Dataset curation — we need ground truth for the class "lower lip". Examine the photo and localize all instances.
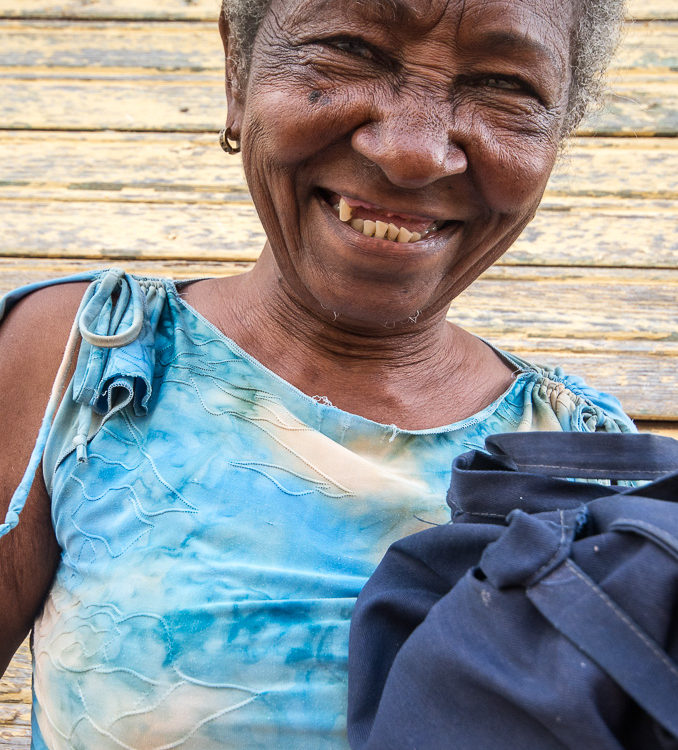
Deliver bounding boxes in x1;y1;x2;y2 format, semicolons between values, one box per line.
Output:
316;193;461;256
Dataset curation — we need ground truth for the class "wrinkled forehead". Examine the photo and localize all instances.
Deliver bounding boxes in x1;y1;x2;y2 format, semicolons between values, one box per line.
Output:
267;0;576;58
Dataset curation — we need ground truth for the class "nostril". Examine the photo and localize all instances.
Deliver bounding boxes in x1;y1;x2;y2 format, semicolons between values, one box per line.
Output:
351;124;467;189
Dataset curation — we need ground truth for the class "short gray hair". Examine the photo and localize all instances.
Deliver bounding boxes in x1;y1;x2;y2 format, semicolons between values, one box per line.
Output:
221;0;627;136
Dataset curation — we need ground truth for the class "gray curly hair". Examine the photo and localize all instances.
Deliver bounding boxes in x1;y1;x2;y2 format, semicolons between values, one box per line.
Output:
221;0;626;136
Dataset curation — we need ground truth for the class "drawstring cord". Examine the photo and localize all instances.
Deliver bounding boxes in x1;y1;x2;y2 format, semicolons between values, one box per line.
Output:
1;290;89;536
1;269;152;537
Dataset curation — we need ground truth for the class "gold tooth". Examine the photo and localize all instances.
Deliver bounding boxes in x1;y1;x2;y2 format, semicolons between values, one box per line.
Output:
350;218;365;232
363;220;377;237
374;220;388;239
397;226;413;243
386;223;400;241
409;232;422;243
339;197;353;222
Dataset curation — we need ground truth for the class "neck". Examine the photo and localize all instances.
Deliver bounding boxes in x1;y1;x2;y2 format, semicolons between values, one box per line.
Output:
184;257;514;429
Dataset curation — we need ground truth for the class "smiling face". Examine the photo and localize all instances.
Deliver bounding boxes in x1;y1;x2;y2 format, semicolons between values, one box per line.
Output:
224;0;575;330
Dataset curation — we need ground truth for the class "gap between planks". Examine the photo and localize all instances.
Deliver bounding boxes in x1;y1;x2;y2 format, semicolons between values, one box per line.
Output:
0;21;675;74
0;0;673;21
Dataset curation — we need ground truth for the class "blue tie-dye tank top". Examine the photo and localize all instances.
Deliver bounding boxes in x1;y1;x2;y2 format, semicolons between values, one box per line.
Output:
0;270;635;749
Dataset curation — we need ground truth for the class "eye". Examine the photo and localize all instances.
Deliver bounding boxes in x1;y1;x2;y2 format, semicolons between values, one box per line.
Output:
476;74;541;99
484;76;523;91
324;36;376;61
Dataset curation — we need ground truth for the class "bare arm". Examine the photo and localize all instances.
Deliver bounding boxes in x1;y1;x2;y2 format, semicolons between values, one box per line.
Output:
0;282;87;675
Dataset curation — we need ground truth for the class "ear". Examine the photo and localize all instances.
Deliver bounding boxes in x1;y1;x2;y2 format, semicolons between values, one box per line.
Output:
218;7;244;137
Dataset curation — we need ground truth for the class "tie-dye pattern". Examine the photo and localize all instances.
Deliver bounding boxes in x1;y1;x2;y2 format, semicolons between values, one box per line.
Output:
0;271;634;749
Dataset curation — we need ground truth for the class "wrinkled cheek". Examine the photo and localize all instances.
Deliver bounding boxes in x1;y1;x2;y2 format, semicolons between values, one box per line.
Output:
467;121;560;216
242;83;365;168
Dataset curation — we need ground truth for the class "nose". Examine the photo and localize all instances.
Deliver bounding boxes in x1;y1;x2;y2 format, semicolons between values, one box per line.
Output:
351;101;468;189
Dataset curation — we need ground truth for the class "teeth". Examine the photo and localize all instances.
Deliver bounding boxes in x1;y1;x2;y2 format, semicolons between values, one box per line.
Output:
362;220;377;237
397;227;413;243
339;197;353;222
386;223;400;241
334;197;435;242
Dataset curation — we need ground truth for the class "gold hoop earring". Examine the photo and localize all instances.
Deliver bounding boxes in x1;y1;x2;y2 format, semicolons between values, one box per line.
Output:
218;127;241;155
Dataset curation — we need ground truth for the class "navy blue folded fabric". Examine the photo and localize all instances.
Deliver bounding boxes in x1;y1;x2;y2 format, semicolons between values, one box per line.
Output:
348;432;678;750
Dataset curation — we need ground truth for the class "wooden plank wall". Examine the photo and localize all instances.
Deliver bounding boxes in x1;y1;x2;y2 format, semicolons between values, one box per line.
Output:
0;0;676;743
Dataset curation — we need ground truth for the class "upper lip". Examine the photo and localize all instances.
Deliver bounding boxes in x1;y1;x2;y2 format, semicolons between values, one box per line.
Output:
322;189;458;225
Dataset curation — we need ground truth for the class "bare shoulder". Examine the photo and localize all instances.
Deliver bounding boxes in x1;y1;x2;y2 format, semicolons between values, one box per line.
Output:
0;278;89;512
0;280;89;675
0;281;88;379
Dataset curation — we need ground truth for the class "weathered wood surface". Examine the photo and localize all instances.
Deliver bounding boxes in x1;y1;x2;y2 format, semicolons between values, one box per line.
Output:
3;194;676;268
0;258;675;420
0;640;30;748
1;21;676;73
0;0;673;20
1;134;676;267
636;423;678;439
3;133;676;202
0;15;675;136
1;71;675;136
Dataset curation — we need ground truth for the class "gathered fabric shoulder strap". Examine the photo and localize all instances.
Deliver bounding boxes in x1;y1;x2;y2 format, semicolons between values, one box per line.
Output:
0;268;167;539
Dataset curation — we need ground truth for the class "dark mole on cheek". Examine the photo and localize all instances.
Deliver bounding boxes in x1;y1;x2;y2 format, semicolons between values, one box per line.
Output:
308;89;331;106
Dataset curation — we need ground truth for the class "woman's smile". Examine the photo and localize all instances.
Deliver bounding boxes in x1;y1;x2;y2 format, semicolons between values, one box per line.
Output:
313;189;464;264
325;193;451;243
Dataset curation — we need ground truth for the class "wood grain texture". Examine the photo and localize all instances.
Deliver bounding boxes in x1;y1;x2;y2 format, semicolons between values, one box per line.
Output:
0;21;675;74
0;258;675;419
0;0;673;20
2;196;675;269
635;422;678;438
1;133;675;268
1;71;675;136
3;132;676;200
0;639;30;747
0;0;219;21
627;0;678;21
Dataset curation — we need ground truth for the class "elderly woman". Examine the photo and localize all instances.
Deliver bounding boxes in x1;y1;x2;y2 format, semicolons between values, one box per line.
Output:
0;0;633;747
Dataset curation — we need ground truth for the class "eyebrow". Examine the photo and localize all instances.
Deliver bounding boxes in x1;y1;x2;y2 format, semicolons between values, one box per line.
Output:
312;0;421;26
472;30;562;69
301;0;565;73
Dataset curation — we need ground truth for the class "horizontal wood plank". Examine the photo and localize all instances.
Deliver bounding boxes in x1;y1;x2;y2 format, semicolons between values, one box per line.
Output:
0;21;224;72
1;258;675;419
2;196;676;269
0;0;219;21
1;71;675;135
635;421;678;438
627;0;678;20
0;639;30;746
0;133;675;268
0;0;672;21
0;21;675;74
614;22;678;71
3;132;677;201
